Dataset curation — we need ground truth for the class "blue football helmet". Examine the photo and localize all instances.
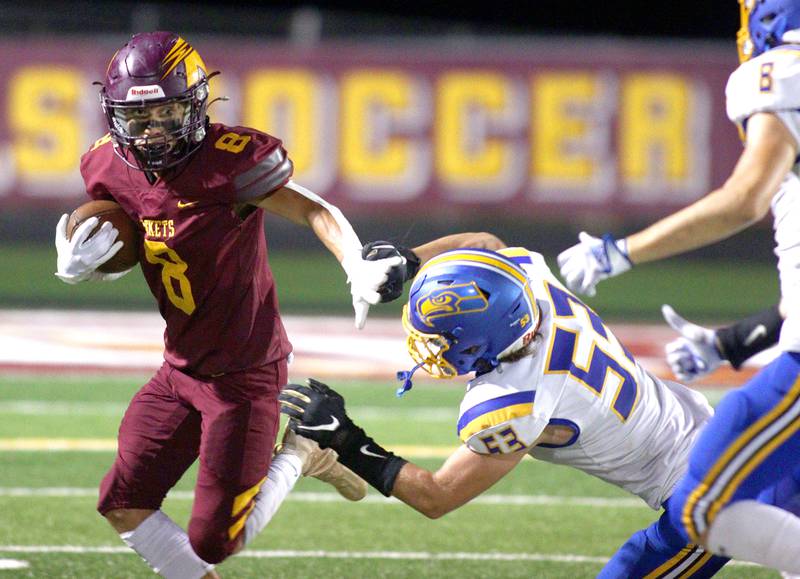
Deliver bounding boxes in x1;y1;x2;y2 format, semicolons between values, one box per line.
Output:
399;249;539;392
738;0;800;62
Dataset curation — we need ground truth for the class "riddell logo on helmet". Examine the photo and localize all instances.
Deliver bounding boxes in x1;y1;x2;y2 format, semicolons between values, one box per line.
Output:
125;85;166;101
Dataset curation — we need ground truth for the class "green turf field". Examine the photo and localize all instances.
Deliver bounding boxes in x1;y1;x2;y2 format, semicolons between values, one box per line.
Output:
0;374;779;578
1;244;779;321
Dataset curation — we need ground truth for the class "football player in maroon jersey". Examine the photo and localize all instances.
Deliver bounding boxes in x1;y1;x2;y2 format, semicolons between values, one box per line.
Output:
52;31;415;578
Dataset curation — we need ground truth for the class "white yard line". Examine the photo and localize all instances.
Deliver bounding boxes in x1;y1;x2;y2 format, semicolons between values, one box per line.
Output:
0;545;757;567
0;401;455;421
0;487;646;508
0;559;27;570
0;545;607;563
0;438;462;456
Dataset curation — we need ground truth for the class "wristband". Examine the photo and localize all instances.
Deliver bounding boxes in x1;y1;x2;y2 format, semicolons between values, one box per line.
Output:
398;246;421;280
716;305;782;369
332;425;408;497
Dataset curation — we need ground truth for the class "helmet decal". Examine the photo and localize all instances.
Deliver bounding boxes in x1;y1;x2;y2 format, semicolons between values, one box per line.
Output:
416;282;489;327
161;37;204;85
161;37;193;78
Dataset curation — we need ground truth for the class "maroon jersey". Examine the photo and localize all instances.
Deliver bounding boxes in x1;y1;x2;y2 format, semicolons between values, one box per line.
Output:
80;123;294;375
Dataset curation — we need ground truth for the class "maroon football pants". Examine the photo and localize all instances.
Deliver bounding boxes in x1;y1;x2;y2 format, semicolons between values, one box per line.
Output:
98;359;287;563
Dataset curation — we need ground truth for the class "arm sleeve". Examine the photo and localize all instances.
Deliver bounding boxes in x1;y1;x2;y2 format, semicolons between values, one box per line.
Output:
715;305;783;369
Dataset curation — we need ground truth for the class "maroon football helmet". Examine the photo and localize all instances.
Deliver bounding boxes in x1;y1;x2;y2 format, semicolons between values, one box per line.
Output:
100;31;211;171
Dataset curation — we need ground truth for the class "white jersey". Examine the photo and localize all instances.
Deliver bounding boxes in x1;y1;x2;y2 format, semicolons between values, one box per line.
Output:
726;47;800;352
456;248;713;509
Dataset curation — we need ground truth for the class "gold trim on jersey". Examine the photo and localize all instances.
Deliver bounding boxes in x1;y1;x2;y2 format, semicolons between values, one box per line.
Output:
458;402;535;442
496;247;531;259
541;281;641;422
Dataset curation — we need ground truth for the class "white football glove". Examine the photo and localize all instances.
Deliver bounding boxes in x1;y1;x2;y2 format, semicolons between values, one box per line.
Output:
55;213;124;284
662;304;723;383
557;232;632;296
342;249;403;329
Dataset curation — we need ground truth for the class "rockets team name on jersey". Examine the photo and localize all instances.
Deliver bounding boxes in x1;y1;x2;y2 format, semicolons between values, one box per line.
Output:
79;123;294;376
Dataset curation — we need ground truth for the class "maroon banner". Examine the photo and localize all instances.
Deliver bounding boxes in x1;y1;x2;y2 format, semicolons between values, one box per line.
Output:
0;37;741;215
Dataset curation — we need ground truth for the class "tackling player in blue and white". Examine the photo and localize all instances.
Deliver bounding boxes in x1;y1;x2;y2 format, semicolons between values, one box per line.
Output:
280;246;800;577
557;0;800;573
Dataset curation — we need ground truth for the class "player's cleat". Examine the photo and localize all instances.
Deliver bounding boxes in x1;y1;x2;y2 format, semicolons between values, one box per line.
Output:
278;424;367;501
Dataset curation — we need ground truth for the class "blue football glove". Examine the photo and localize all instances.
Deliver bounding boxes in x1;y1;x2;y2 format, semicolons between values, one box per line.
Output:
662;305;723;382
557;232;632;296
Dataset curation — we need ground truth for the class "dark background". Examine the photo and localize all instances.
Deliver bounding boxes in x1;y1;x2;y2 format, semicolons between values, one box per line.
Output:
0;1;739;41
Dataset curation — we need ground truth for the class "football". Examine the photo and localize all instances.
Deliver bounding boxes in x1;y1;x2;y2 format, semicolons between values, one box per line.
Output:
66;200;141;273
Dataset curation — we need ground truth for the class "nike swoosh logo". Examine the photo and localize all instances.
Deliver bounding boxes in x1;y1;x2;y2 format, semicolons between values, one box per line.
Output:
177;200;198;209
360;444;387;459
295;416;340;432
744;324;767;346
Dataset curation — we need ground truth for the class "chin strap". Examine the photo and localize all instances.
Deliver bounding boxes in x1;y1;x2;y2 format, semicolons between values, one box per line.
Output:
395;362;425;398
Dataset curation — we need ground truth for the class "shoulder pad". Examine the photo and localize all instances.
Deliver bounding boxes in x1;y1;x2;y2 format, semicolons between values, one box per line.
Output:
497;246;562;290
232;144;293;201
727;49;800;124
87;133;113;154
463;415;546;455
206;125;293;202
497;247;538;266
